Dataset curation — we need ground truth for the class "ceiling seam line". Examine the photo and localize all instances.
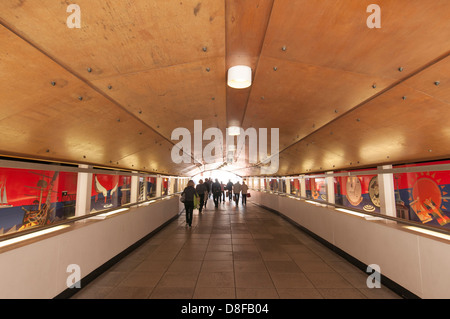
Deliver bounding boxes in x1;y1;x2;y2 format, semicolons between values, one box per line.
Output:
400;83;450;106
224;0;230;128
85;56;223;80
260;55;401;82
223;0;229;164
239;0;276;127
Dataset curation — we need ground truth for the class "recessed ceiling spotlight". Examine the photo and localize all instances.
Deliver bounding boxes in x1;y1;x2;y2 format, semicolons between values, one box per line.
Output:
227;65;251;89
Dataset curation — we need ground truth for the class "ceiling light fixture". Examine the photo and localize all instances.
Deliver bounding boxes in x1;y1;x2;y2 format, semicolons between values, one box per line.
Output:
228;126;241;136
227;65;251;89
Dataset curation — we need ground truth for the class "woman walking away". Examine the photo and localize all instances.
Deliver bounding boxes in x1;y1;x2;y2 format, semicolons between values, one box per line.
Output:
196;179;207;213
182;180;198;227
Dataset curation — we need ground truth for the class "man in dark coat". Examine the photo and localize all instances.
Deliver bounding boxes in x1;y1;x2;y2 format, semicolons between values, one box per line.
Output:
212;179;221;208
226;180;233;201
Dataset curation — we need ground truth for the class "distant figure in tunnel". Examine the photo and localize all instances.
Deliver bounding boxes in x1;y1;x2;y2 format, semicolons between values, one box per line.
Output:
196;179;207;213
182;180;198;227
227;180;233;201
241;181;248;205
220;181;225;202
204;178;211;208
212;178;221;208
233;181;242;206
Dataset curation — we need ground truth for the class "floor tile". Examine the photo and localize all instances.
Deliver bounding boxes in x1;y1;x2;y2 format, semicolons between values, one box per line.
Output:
265;260;302;273
168;260;203;273
209;238;232;245
134;259;172;272
358;287;402;299
149;287;194;299
105;286;153;299
326;260;362;273
318;288;367;299
233;250;262;261
277;288;324;299
204;251;233;261
232;244;259;252
295;260;336;273
201;260;234;272
235;271;274;289
157;272;199;288
339;271;372;288
260;250;292;261
196;272;235;288
71;285;114;299
280;244;310;253
193;287;236;299
233;260;267;272
236;288;279;299
175;250;206;261
270;272;315;289
207;244;233;252
118;271;164;288
305;272;354;288
87;271;128;287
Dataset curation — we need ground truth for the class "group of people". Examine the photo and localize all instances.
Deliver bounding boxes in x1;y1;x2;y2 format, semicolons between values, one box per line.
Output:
180;178;249;227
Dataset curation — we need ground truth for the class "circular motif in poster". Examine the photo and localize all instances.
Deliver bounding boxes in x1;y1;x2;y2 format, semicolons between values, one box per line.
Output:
346;176;362;206
368;176;380;208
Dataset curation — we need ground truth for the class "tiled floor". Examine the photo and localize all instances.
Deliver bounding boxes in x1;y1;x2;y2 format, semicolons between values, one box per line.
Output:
71;198;401;299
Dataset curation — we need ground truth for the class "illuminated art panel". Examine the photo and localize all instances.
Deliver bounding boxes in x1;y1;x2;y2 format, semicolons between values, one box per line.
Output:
0;167;77;234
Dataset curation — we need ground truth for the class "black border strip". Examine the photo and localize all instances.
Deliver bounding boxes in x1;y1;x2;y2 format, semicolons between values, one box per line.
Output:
253;203;421;299
54;212;182;299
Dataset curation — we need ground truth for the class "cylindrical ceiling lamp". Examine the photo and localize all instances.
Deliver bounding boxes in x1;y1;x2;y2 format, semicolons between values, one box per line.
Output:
227;65;252;89
228;126;241;136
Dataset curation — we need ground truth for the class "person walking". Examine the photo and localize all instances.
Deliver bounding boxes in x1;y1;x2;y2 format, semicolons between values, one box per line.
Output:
181;180;198;227
241;181;248;205
220;181;225;203
206;178;212;199
212;178;221;208
233;181;242;206
204;178;210;208
196;179;207;213
226;180;233;201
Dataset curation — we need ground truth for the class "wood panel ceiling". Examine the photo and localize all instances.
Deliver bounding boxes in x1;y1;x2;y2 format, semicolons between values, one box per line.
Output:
0;0;449;177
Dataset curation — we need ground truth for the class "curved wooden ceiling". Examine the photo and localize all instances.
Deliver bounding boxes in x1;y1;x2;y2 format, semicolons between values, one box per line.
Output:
0;0;449;177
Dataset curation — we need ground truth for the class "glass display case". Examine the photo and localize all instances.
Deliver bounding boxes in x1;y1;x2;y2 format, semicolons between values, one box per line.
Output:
91;173;131;212
393;160;450;229
334;170;380;213
0;167;77;234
